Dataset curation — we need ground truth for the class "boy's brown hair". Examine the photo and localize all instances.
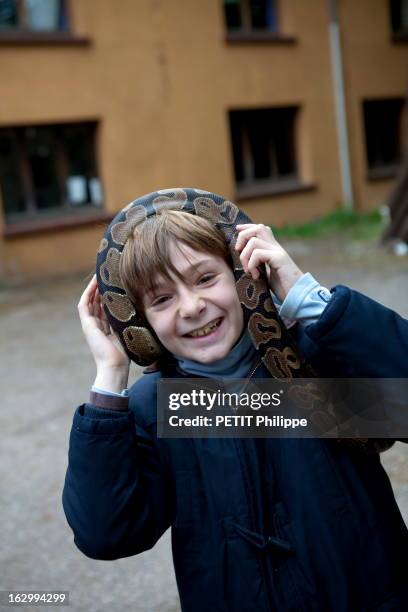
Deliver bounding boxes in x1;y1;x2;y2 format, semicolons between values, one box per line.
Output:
119;210;231;313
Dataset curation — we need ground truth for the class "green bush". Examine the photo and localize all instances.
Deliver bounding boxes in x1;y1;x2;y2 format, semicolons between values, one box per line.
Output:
272;209;385;240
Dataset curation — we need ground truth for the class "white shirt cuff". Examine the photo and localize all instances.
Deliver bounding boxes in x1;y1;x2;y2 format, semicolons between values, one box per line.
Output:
91;385;129;398
279;272;332;328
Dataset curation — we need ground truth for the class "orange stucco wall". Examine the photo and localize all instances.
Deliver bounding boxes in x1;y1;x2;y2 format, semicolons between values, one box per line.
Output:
2;224;101;282
339;0;408;211
0;0;406;282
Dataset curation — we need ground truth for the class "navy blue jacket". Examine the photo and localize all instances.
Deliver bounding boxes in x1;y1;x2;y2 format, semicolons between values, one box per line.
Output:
63;287;408;611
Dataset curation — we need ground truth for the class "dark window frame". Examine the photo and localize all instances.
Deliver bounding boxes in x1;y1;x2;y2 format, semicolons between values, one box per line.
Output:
362;97;406;180
223;0;296;44
228;106;314;200
0;0;68;32
0;120;104;226
0;0;91;45
389;0;408;42
224;0;278;32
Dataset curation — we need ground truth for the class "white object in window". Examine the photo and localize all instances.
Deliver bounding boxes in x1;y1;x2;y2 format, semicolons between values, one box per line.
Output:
67;176;87;205
89;178;103;206
25;0;60;31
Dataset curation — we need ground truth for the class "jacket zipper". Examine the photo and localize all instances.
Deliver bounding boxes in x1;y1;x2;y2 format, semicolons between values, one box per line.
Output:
225;355;263;398
233;435;276;611
176;357;276;609
234;355;276;611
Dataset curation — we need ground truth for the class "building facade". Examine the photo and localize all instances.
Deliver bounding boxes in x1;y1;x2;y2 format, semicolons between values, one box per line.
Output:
0;0;407;282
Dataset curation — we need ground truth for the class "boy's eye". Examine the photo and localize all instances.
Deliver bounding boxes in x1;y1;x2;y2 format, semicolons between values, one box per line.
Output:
198;273;215;285
151;295;170;307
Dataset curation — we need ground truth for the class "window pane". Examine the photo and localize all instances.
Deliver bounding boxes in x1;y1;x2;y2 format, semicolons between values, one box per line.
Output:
0;0;17;29
390;0;408;33
62;123;98;206
25;127;62;209
250;0;277;31
224;0;242;30
24;0;62;31
363;99;404;168
274;108;296;176
1;121;101;223
229;113;245;181
247;110;272;179
402;0;408;28
0;129;25;216
62;124;96;176
229;107;297;186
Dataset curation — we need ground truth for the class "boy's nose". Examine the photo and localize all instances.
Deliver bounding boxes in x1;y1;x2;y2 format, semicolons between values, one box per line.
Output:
178;291;205;318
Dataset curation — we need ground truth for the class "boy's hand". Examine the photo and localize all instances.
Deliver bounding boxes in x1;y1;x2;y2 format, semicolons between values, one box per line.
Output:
235;224;303;302
78;275;130;393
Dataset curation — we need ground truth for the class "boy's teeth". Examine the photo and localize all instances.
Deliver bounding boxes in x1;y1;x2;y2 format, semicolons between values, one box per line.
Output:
187;318;221;337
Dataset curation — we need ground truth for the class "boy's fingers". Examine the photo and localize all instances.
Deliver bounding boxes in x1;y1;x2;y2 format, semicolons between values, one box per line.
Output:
235;224;273;251
84;274;97;292
78;275;97;307
78;287;102;328
239;236;262;270
93;295;100;318
93;287;110;334
235;228;258;252
240;236;275;271
99;297;107;318
101;317;110;335
78;292;92;315
247;248;274;279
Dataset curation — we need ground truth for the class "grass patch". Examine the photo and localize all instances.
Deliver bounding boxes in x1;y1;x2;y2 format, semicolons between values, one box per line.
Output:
272;208;386;241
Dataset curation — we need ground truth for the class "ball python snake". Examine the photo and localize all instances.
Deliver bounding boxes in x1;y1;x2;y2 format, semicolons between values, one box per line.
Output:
95;187;393;452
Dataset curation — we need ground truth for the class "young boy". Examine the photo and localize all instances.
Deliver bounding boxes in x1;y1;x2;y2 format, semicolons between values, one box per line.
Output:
63;188;408;612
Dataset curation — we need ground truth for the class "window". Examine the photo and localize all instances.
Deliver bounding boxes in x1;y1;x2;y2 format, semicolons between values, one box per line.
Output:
228;107;298;193
363;98;405;176
0;122;103;223
223;0;278;32
389;0;408;36
0;0;68;32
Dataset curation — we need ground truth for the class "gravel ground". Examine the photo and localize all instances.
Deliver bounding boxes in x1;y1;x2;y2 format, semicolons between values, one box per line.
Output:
0;235;407;612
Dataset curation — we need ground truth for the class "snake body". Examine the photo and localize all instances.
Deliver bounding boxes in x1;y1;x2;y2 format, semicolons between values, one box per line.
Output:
95;187;393;452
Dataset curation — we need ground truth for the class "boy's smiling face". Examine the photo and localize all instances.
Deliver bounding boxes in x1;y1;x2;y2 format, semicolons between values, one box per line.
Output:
143;241;244;364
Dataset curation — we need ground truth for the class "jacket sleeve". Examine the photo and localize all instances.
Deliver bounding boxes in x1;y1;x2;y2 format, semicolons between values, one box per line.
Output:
298;285;408;377
62;374;174;560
